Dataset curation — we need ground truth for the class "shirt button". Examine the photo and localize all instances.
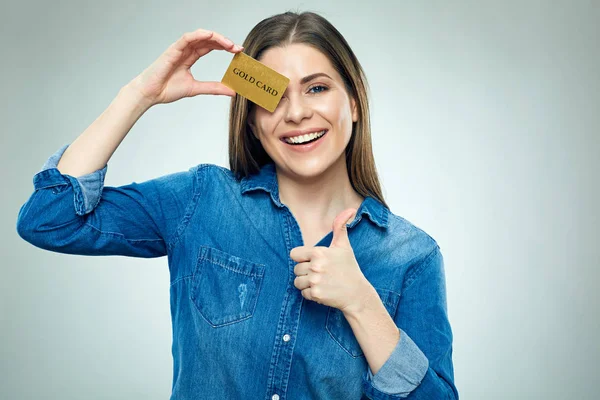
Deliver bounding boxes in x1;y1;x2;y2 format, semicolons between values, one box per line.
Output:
282;334;291;342
272;395;280;400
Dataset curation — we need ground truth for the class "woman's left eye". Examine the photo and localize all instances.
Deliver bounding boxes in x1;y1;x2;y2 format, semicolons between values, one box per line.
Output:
308;85;328;94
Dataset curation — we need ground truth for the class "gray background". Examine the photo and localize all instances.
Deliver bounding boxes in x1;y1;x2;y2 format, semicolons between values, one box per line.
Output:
2;1;599;399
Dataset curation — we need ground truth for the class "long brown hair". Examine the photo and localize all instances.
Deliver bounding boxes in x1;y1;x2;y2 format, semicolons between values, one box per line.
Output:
228;10;389;209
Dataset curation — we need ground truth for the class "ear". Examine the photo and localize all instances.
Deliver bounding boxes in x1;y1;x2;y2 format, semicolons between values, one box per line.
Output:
351;96;358;123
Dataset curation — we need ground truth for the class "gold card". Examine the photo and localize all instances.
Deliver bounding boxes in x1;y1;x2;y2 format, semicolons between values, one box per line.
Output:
221;52;290;113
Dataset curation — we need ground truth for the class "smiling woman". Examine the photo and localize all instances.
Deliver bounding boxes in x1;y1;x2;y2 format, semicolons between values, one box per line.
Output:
16;10;458;400
247;44;359;183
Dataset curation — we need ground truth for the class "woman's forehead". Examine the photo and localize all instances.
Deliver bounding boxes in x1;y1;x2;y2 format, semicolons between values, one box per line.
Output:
258;44;338;84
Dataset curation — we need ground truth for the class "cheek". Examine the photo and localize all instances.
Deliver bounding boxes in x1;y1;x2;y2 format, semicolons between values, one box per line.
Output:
314;95;351;127
253;113;275;139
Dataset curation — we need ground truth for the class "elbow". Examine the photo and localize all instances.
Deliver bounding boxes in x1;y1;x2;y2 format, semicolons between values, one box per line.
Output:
15;190;80;250
16;210;80;252
16;202;35;244
16;205;49;249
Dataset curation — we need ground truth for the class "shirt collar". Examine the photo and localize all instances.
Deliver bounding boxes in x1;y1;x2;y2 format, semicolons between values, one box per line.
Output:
240;162;389;229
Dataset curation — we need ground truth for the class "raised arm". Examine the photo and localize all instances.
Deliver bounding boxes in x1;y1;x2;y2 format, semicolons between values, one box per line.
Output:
16;28;243;257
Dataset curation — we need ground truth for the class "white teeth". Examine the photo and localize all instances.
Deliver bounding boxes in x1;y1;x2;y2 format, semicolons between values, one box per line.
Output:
284;130;326;144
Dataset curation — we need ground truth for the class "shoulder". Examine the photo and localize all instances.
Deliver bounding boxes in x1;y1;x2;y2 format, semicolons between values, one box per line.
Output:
386;211;439;250
191;163;232;176
188;163;245;198
384;210;442;286
191;163;239;184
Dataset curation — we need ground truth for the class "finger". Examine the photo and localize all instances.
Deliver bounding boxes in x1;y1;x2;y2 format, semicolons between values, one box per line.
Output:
202;29;243;53
293;261;310;277
190;81;236;97
181;39;242;69
179;28;240;54
301;287;313;301
196;38;242;54
294;275;311;290
181;46;213;69
183;39;242;63
290;246;314;262
171;29;214;52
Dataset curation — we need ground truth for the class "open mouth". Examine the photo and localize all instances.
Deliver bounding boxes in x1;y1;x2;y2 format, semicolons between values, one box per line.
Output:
281;129;328;146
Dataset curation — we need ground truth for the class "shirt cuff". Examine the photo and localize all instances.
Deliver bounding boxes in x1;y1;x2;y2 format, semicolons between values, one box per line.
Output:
33;143;108;216
362;328;429;398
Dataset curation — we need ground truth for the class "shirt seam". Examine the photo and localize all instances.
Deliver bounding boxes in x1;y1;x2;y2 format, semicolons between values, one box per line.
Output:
83;222;164;241
401;245;440;294
166;164;207;250
170;275;192;288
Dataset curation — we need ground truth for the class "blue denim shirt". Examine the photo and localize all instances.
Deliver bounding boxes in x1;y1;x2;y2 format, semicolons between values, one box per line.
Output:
17;144;458;400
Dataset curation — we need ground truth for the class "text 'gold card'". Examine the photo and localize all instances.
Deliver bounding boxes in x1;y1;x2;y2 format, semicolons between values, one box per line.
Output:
221;52;290;113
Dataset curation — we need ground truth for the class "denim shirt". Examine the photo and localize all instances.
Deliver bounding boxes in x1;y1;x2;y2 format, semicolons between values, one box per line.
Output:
16;144;459;400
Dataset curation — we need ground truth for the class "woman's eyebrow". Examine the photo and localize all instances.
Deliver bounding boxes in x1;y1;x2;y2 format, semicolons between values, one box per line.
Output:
300;72;332;84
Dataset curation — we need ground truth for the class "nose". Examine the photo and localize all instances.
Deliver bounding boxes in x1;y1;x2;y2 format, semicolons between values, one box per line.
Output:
283;91;312;124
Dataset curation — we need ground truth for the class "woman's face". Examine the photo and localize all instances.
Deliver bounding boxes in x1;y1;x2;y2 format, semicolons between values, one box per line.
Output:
248;43;358;180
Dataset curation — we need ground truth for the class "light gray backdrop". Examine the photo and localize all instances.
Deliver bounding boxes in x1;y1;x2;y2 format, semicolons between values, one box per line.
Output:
2;1;598;399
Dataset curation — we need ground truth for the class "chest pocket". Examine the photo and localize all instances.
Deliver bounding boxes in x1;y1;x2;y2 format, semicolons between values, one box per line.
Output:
190;246;266;327
325;287;400;358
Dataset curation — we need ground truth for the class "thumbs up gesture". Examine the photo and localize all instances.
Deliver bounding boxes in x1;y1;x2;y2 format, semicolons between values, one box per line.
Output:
291;208;374;314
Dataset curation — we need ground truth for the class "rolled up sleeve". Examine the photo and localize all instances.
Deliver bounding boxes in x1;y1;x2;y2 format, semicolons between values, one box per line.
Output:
17;143;198;258
35;143;108;215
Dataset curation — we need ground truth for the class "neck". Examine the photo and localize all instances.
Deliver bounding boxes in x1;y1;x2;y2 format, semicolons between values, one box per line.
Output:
276;155;365;225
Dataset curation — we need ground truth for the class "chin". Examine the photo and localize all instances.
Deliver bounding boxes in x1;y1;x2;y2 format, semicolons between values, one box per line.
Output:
286;158;332;178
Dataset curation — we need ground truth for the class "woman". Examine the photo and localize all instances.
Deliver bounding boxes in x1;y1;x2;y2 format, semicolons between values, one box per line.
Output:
17;11;458;400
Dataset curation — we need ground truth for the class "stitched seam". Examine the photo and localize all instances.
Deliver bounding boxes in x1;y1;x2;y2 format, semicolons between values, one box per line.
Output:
170;275;192;287
36;182;68;191
90;165;107;210
214;164;237;182
197;254;265;277
166;164;209;250
83;222;163;242
376;286;402;303
402;245;440;293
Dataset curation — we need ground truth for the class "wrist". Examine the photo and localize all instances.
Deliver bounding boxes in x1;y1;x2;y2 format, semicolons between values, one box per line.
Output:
121;80;155;113
342;279;378;319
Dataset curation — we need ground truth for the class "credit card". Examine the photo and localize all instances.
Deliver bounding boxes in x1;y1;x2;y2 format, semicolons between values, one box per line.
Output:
221;52;290;113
